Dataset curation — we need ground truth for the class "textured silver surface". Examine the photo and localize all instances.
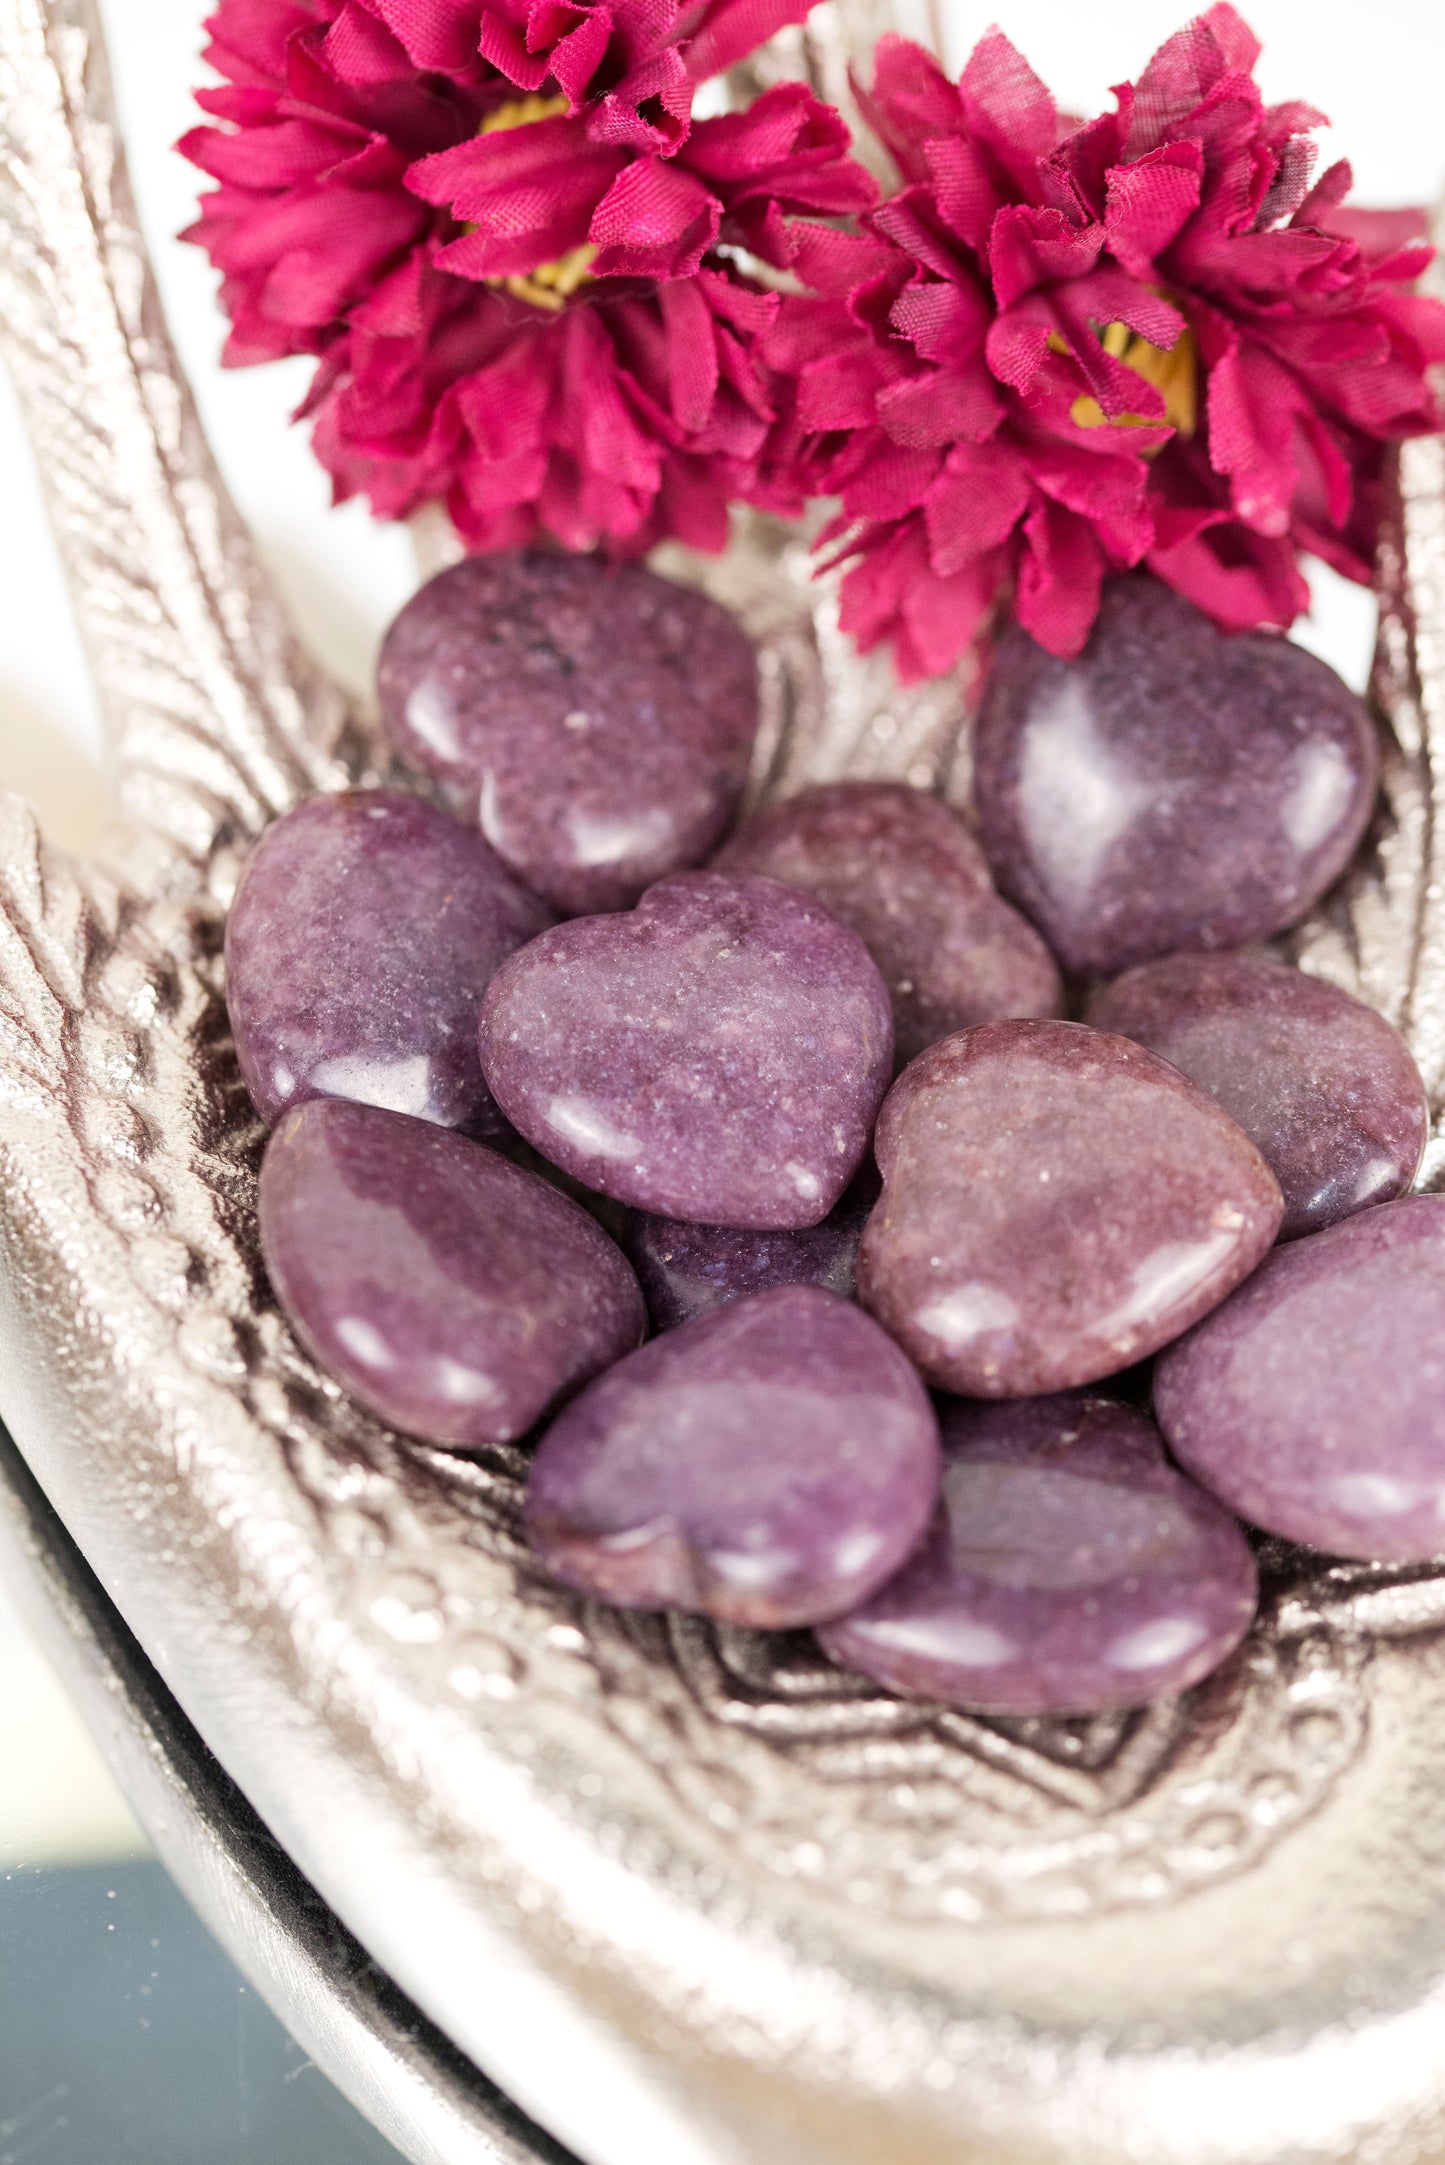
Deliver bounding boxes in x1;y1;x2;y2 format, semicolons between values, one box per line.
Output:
0;1420;578;2165
6;1;1445;2160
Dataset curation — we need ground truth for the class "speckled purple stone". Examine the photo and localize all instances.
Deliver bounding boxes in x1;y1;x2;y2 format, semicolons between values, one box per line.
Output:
819;1394;1258;1714
713;782;1062;1063
974;576;1379;975
480;871;894;1229
226;789;552;1135
621;1170;878;1330
1156;1196;1445;1561
258;1099;645;1450
377;554;759;914
1088;952;1428;1240
525;1285;941;1627
858;1019;1283;1397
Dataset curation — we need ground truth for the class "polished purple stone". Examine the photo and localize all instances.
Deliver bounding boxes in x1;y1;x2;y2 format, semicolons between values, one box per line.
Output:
479;871;894;1229
258;1099;645;1449
974;575;1379;975
1088;952;1428;1240
858;1019;1283;1397
1156;1196;1445;1561
525;1285;941;1627
819;1394;1258;1714
713;782;1062;1063
226;789;552;1135
377;554;759;914
621;1169;878;1330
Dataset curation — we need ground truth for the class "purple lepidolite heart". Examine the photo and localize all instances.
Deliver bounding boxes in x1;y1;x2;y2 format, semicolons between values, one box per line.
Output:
377;553;759;914
1088;951;1427;1240
621;1170;877;1331
974;575;1378;975
713;781;1062;1063
819;1393;1257;1714
226;789;552;1134
857;1019;1282;1396
259;1099;645;1449
525;1285;941;1627
1155;1196;1445;1561
480;872;894;1228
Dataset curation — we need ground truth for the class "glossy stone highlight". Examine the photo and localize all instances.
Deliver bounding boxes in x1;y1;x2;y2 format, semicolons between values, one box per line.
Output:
525;1286;941;1627
1088;952;1428;1239
974;576;1379;975
819;1394;1258;1715
858;1019;1282;1397
226;789;552;1134
259;1099;645;1449
480;872;894;1229
1156;1196;1445;1561
713;781;1062;1063
377;554;759;914
622;1171;877;1331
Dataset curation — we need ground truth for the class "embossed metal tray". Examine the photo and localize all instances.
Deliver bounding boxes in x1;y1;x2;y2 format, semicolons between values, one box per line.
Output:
0;1418;573;2164
7;2;1445;2161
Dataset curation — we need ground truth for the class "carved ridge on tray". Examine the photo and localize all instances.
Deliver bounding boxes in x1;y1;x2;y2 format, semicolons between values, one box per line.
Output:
0;0;359;887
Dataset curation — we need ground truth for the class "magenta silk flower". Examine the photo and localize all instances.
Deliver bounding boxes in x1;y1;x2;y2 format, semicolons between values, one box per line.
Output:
184;0;1445;677
763;6;1445;678
181;0;875;553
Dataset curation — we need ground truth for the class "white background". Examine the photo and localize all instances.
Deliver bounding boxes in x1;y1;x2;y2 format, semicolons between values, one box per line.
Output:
0;0;1441;1858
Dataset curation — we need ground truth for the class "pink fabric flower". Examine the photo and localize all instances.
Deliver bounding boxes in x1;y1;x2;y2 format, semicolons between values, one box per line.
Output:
182;0;874;552
782;8;1445;678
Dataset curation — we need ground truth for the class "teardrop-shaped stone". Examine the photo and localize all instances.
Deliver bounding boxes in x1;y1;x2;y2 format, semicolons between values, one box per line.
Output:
259;1099;645;1449
1156;1196;1445;1561
525;1286;941;1627
621;1171;877;1331
973;576;1379;974
714;781;1062;1063
377;554;759;914
819;1394;1257;1714
480;872;894;1229
226;789;552;1134
1088;952;1428;1239
858;1019;1282;1396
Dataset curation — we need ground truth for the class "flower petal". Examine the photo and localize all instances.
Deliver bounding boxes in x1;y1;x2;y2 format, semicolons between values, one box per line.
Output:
1014;497;1105;656
659;274;720;432
878;365;1002;448
682;0;816;84
959;27;1058;200
588;155;720;279
924;439;1032;574
1104;142;1203;275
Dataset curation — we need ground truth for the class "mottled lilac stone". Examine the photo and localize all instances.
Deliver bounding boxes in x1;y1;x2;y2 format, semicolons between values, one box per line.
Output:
525;1285;941;1627
621;1170;878;1330
480;872;894;1229
258;1099;645;1449
819;1394;1258;1714
858;1019;1283;1397
1156;1196;1445;1561
974;576;1379;975
1088;952;1428;1240
377;554;759;914
226;789;552;1135
713;782;1062;1063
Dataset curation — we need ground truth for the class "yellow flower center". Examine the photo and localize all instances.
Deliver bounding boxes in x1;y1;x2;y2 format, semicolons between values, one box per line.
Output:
479;92;572;134
475;94;599;313
1053;319;1198;440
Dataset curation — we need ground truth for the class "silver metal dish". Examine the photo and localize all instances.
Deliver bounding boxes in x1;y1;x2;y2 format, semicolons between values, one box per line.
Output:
0;1417;573;2164
5;2;1445;2160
